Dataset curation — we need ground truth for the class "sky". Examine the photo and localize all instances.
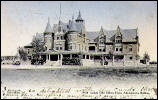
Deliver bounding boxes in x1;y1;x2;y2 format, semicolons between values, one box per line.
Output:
1;1;157;61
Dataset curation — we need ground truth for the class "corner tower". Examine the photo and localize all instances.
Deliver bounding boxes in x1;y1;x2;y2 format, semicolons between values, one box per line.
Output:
44;17;54;50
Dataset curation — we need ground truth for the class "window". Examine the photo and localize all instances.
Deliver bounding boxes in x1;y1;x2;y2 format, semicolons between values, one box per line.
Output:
60;47;62;50
130;57;133;60
70;46;72;50
129;48;132;52
57;36;60;40
86;55;89;59
116;48;118;51
61;36;63;40
56;47;59;50
116;40;122;43
99;49;102;51
120;48;122;51
100;39;104;44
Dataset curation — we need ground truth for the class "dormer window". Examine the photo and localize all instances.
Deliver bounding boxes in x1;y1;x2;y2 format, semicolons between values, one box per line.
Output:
58;26;62;32
115;36;122;43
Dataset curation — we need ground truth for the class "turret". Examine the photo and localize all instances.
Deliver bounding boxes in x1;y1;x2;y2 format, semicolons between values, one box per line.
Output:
115;25;122;43
75;10;84;23
66;16;79;51
44;17;54;50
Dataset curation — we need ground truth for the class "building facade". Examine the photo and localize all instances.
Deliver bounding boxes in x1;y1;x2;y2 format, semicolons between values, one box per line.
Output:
24;11;140;66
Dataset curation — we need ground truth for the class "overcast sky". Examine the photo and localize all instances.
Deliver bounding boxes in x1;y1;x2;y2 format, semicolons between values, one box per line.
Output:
1;1;157;61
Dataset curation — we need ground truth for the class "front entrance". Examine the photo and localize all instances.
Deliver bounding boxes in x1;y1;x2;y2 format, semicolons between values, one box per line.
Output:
50;55;58;61
62;54;81;65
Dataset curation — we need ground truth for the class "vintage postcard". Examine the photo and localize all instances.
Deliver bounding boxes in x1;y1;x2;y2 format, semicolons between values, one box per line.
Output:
1;1;157;99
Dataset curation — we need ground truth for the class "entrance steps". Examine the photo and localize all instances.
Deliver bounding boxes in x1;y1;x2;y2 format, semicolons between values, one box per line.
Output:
81;59;101;67
44;60;60;66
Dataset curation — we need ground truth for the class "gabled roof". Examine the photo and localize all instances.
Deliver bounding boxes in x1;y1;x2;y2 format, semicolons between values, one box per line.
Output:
87;31;99;43
87;28;137;43
120;29;137;42
53;21;69;33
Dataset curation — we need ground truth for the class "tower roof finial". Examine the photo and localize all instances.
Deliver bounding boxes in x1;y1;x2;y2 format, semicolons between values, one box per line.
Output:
59;3;62;21
117;25;120;32
76;10;83;21
79;10;81;17
116;25;121;35
100;26;104;34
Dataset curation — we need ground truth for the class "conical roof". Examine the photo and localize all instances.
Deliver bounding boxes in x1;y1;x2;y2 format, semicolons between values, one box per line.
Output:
77;11;83;20
69;16;78;32
44;17;53;33
100;26;104;34
116;25;121;35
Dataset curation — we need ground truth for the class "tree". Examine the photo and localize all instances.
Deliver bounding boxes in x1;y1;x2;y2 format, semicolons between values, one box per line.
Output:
143;52;150;64
135;54;140;60
31;36;46;54
18;47;28;61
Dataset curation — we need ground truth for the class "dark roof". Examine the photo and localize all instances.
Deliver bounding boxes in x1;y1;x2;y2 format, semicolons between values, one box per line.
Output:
87;29;137;43
86;31;99;43
53;20;84;34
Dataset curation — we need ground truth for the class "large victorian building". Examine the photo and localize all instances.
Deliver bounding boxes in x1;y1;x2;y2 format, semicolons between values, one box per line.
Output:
25;11;140;66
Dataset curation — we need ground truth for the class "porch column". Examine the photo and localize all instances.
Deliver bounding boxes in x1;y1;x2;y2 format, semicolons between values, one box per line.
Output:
112;55;114;66
49;54;51;61
70;54;72;59
123;55;125;66
102;55;104;66
89;55;90;60
85;54;86;59
95;46;97;52
46;54;48;61
58;54;59;61
60;54;63;66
